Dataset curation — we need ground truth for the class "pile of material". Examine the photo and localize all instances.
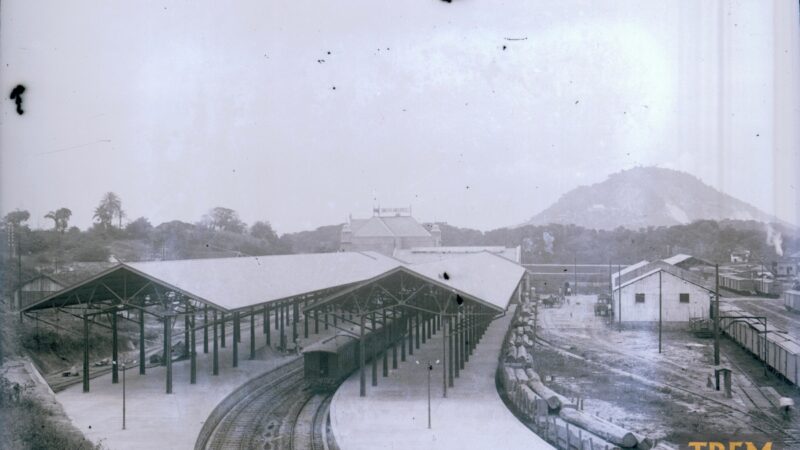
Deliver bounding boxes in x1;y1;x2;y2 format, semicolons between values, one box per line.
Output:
499;302;674;450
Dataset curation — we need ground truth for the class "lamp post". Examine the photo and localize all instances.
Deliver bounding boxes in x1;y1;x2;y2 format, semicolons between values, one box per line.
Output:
113;359;135;430
416;359;440;429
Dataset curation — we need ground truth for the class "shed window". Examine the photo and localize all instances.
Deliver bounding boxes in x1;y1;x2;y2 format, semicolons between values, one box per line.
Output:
679;293;690;303
635;293;645;303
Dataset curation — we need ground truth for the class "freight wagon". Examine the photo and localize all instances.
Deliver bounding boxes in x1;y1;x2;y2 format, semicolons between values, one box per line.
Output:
718;302;800;386
783;290;800;311
719;273;779;297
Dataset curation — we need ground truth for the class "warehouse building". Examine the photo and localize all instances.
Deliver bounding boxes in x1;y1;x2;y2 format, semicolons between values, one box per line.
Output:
611;259;714;323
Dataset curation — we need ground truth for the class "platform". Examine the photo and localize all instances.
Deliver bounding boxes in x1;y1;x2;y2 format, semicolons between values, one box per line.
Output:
56;317;334;450
330;305;554;450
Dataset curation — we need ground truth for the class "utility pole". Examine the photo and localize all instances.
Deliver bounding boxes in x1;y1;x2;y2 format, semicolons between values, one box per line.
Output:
658;271;662;354
574;255;578;296
617;264;622;331
714;264;720;366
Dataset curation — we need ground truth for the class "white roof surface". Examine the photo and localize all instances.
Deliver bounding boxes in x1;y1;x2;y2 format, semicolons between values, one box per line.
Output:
392;246;521;264
403;251;525;311
126;251;400;311
662;254;693;265
613;267;714;293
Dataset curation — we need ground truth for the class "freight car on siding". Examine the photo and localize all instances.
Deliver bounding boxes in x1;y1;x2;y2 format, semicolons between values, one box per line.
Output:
719;302;800;386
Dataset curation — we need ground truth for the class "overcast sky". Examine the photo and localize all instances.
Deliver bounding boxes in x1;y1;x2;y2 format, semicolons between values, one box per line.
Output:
1;0;798;233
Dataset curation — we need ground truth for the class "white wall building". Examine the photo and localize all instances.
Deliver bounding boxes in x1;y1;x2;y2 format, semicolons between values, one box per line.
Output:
612;267;713;323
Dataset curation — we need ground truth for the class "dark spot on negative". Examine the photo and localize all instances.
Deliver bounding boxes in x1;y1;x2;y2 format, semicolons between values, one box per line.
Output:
443;272;450;280
456;295;464;305
9;84;25;115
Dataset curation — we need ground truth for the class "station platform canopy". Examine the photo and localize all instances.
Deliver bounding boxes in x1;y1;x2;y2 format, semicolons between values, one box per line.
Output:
22;251;398;314
22;250;525;315
304;251;526;319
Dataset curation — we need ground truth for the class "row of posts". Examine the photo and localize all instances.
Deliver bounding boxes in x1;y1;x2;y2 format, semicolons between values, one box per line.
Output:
83;295;334;395
357;305;492;398
82;297;493;397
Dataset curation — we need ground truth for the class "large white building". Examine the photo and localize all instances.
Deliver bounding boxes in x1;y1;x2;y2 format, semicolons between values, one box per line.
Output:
339;207;441;256
611;256;714;323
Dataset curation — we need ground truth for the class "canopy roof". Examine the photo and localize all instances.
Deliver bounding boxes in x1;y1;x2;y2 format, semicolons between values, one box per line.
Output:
23;251;399;313
23;250;525;315
305;251;526;316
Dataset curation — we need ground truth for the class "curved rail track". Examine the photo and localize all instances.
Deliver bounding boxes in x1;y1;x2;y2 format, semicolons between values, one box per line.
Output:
200;359;338;450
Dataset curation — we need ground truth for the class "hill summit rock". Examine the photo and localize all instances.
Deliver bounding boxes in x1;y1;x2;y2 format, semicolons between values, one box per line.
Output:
522;167;777;230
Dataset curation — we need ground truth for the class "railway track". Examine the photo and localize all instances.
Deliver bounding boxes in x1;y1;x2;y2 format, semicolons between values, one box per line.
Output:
290;393;336;450
201;358;338;450
535;336;800;445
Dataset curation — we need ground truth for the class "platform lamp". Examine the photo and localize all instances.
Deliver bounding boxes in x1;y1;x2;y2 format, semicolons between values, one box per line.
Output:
415;359;440;429
112;358;135;430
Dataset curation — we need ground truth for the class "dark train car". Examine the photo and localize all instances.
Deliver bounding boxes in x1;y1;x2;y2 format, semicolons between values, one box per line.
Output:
303;334;359;392
304;323;400;392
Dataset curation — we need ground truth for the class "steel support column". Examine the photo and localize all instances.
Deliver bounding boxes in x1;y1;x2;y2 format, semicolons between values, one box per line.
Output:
232;312;239;367
454;312;460;378
448;315;454;387
266;305;272;347
190;315;196;384
371;312;377;386
83;314;90;392
112;311;119;384
459;313;465;370
220;312;226;348
315;309;319;334
382;310;388;377
391;310;398;369
359;314;366;397
304;300;309;339
203;304;209;354
212;309;219;376
401;314;407;362
165;315;172;394
417;314;428;348
262;305;269;334
464;306;470;363
442;313;447;397
139;306;146;375
184;313;191;357
280;303;286;351
292;300;298;343
250;308;256;360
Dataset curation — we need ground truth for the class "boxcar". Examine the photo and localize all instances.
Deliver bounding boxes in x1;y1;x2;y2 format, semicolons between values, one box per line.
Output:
718;302;800;386
754;278;779;297
785;290;800;312
719;274;754;294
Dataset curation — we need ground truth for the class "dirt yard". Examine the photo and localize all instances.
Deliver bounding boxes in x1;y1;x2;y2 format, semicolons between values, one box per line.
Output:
533;294;799;448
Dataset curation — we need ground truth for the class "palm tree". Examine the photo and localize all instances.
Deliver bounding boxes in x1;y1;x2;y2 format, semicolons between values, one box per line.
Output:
94;192;124;230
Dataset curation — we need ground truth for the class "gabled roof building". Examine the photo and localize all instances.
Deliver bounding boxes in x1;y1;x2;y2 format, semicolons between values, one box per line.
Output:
340;207;440;255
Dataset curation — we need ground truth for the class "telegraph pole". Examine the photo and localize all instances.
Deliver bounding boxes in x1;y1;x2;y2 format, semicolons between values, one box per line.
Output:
713;264;720;366
658;271;662;353
573;255;578;296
